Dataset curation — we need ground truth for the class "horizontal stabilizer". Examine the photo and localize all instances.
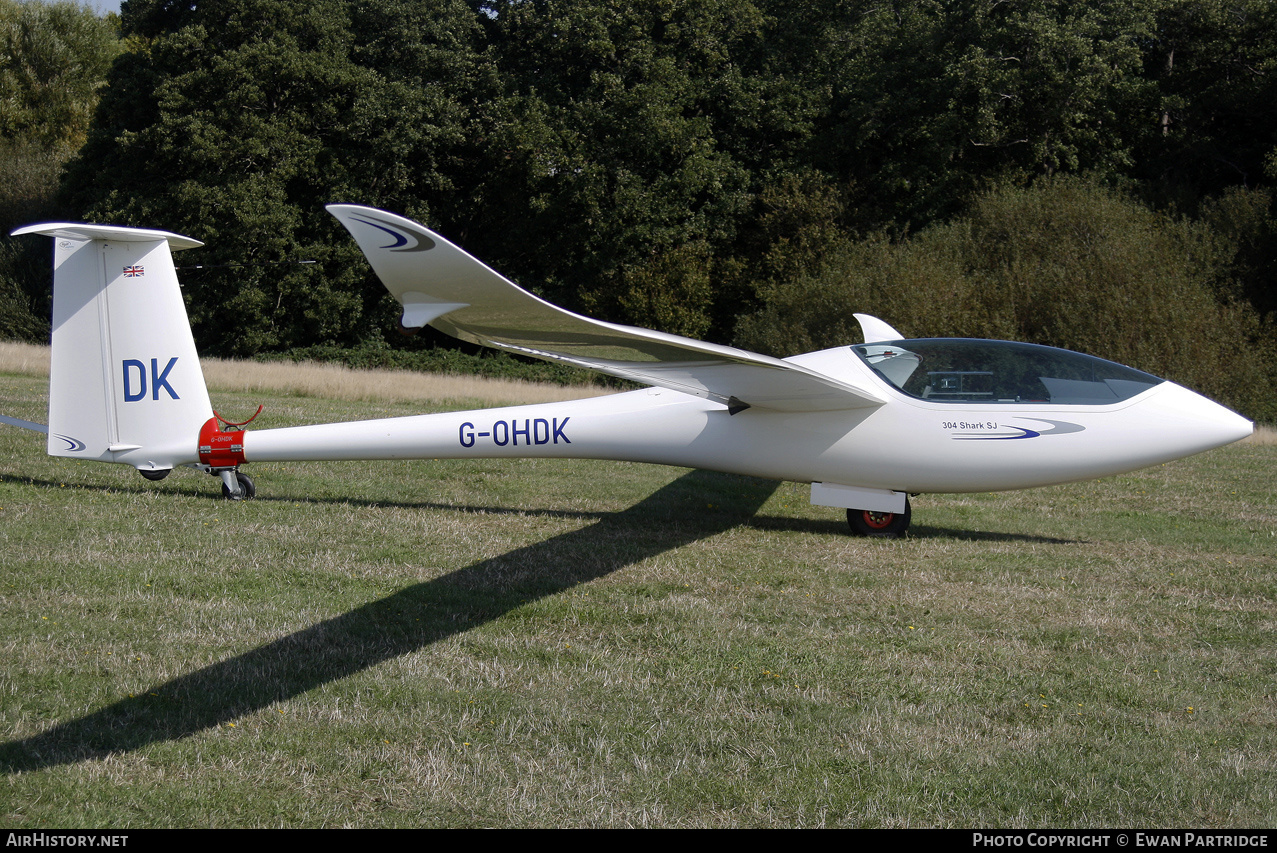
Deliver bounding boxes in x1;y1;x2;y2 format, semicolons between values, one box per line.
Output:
11;222;204;250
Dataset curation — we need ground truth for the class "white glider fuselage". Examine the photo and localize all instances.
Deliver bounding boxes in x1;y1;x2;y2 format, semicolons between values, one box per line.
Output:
243;346;1250;496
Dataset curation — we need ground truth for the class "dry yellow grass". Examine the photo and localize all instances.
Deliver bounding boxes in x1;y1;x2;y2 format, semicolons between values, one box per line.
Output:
0;341;50;377
0;341;606;406
199;357;608;405
1240;423;1277;445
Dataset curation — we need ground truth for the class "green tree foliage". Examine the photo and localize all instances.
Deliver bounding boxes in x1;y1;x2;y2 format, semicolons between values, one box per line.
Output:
737;177;1276;420
62;0;836;349
0;0;119;341
1141;0;1277;197
803;0;1158;226
0;0;119;149
60;0;494;355
0;235;46;339
1198;186;1277;320
458;0;799;336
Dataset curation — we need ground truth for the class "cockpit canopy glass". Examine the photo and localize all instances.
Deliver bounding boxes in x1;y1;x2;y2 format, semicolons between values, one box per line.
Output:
852;339;1164;405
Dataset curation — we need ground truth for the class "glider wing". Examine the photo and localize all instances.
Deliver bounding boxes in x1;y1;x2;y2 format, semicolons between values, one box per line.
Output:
328;205;886;412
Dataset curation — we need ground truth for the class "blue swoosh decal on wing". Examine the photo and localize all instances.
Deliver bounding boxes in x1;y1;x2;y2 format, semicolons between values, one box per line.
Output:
349;214;436;252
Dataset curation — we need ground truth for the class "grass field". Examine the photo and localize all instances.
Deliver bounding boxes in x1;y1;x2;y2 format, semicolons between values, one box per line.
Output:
0;363;1274;828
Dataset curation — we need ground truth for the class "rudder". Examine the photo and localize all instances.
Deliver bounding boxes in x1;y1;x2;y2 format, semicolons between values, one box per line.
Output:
12;222;212;473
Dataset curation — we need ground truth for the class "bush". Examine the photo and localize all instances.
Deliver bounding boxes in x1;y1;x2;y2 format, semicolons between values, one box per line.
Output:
0;233;51;344
737;177;1277;421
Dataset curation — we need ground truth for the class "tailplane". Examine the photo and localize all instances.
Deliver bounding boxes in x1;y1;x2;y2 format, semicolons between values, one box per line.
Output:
11;222;212;475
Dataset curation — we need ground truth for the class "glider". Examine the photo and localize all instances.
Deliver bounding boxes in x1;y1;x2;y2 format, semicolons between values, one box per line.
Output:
7;207;1253;537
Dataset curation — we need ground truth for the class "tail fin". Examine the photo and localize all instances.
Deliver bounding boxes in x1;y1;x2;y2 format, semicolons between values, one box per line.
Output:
11;222;212;473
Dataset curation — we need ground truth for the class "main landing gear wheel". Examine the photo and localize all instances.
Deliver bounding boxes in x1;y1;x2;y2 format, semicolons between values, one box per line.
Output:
220;471;256;501
847;497;911;538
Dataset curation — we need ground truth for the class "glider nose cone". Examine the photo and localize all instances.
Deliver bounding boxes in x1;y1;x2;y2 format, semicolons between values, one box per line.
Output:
1151;383;1253;454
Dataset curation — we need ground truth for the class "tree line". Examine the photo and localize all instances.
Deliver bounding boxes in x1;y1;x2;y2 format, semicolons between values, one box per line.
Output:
3;0;1275;419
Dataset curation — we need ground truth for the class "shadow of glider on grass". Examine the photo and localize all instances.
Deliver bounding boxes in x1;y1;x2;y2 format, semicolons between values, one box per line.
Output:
7;206;1253;537
0;470;777;772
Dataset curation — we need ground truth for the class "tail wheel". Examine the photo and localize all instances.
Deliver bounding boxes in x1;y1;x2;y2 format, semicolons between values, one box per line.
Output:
221;471;256;501
847;498;911;538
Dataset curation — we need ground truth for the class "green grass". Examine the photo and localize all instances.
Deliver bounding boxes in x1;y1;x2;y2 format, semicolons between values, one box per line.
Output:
1;374;1274;827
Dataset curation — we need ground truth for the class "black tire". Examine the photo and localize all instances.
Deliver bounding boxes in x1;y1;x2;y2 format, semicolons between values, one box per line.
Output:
138;468;171;481
847;497;911;538
221;471;256;500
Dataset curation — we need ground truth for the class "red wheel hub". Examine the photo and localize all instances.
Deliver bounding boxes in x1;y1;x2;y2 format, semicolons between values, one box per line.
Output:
861;510;896;530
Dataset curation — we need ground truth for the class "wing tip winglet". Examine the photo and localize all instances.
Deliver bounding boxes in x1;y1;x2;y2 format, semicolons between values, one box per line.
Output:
328;204;441;254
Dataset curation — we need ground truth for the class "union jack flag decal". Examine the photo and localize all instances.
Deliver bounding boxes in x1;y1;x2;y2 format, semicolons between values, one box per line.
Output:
123;265;144;277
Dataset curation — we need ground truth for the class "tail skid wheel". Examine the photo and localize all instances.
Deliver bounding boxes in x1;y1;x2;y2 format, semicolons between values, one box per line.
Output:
219;470;256;501
847;498;911;538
